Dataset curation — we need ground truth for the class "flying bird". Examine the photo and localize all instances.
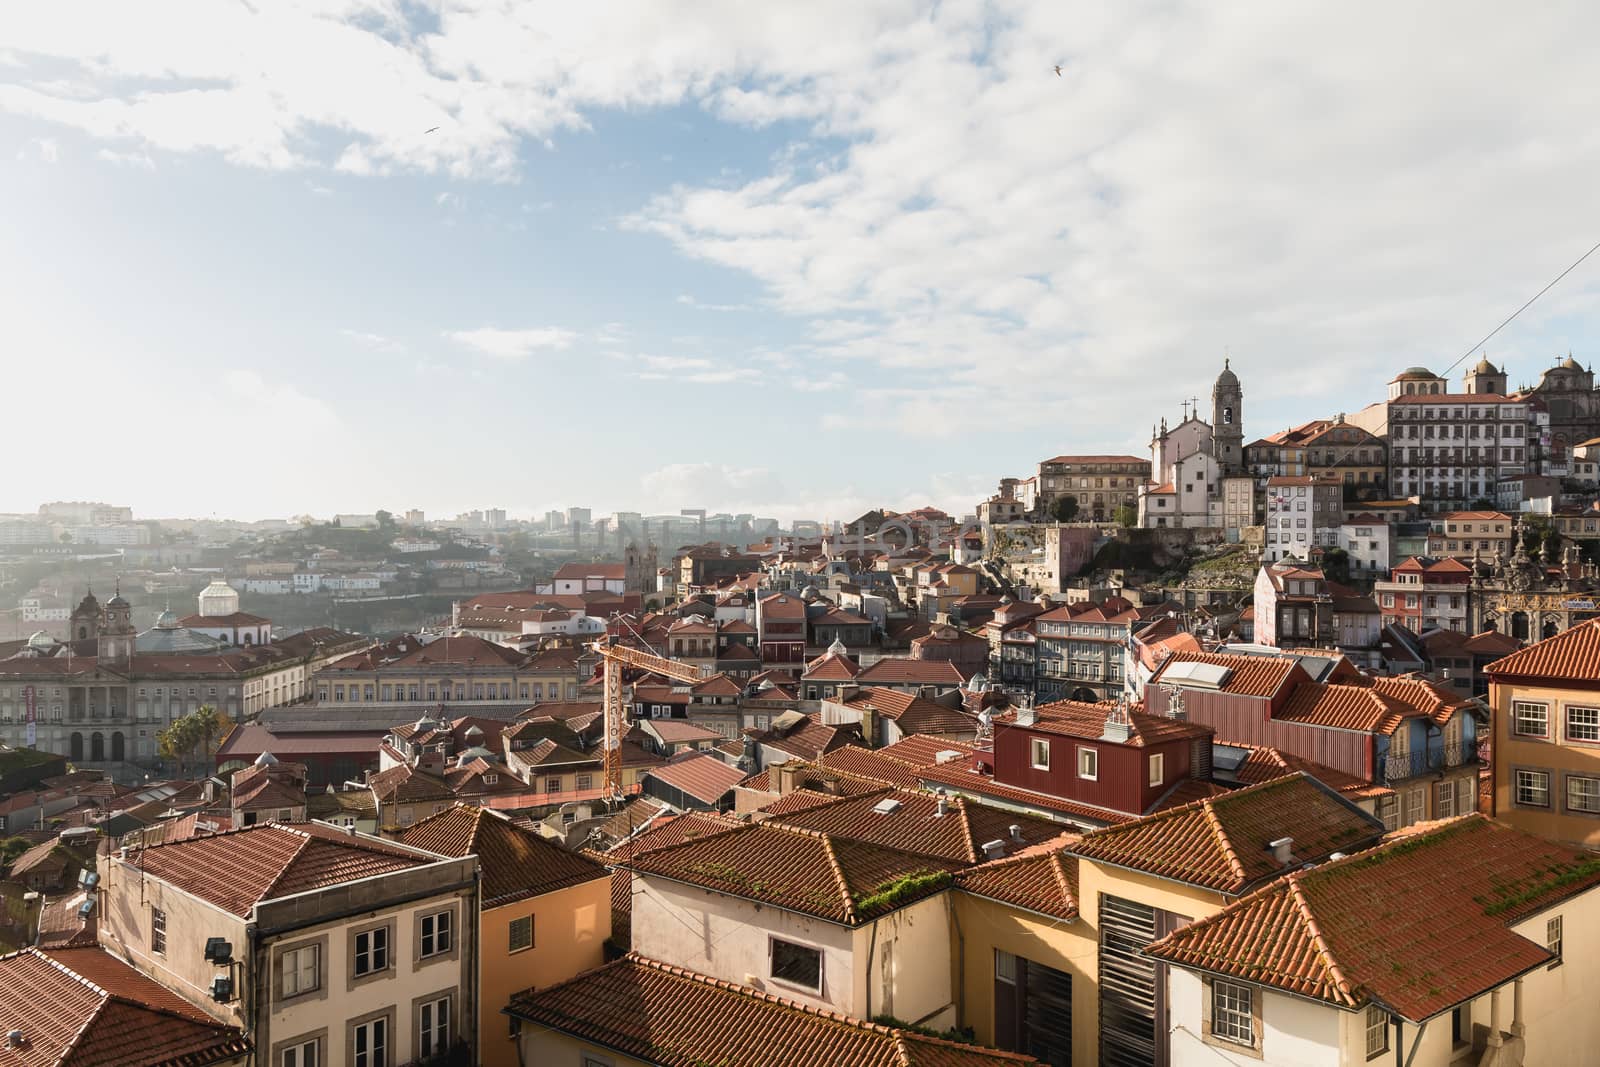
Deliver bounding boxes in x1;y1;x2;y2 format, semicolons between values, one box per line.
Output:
1053;65;1062;76
424;126;440;134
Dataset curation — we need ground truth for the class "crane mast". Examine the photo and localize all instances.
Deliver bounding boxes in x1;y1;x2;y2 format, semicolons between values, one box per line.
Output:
593;636;709;802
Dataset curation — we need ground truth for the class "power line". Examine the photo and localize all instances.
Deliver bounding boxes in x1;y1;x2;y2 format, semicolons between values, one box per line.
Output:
1442;237;1600;377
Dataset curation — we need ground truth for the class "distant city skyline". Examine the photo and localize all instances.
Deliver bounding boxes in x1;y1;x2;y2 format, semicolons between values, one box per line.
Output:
4;4;1600;520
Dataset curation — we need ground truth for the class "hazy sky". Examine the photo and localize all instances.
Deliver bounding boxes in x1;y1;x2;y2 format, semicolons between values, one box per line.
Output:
3;2;1599;522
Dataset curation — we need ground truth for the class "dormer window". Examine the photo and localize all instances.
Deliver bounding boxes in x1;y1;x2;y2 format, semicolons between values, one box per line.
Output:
482;774;498;785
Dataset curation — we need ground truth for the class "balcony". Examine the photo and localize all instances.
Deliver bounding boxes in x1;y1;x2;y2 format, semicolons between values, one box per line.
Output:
1381;741;1479;783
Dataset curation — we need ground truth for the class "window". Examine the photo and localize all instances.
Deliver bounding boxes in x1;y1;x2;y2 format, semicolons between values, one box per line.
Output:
1365;1005;1389;1058
1435;779;1455;818
1077;746;1098;780
419;911;452;959
1147;753;1164;787
576;774;593;791
418;995;451;1057
351;1018;387;1067
1405;788;1425;827
770;937;823;993
282;1040;319;1067
1515;769;1551;808
1568;775;1600;813
1029;738;1050;770
353;927;388;977
282;945;319;997
151;907;166;954
1211;980;1254;1046
1514;701;1549;738
1566;706;1600;743
508;915;533;953
1547;915;1563;968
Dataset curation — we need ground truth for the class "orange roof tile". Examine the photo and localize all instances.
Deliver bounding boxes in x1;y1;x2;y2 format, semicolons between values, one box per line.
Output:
1275;682;1416;734
599;811;744;864
1151;650;1301;699
0;947;251;1067
1007;700;1214;747
1068;774;1384;894
766;788;1070;865
1485;617;1600;681
505;954;1042;1066
630;822;960;925
1147;815;1600;1021
396;804;605;908
842;687;978;737
916;762;1136;827
954;841;1081;921
876;735;978;767
643;752;747;806
855;658;971;687
133;823;431;917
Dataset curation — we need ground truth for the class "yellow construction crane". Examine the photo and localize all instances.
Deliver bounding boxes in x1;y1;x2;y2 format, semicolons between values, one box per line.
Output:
591;636;709;803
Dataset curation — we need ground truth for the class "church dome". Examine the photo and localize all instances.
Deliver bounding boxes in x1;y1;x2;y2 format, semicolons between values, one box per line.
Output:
1562;354;1584;371
1214;357;1240;387
1473;355;1500;374
1394;366;1437;381
106;592;130;610
154;609;179;629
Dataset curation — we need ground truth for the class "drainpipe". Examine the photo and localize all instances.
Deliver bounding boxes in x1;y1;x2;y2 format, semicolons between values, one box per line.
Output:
949;894;966;1028
865;921;880;1020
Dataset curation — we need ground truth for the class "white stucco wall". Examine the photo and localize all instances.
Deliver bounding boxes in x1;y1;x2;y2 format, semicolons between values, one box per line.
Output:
1168;969;1342;1067
849;891;955;1029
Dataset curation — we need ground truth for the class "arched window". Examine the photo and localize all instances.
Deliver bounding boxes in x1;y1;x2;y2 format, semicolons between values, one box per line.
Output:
90;732;105;761
70;733;83;761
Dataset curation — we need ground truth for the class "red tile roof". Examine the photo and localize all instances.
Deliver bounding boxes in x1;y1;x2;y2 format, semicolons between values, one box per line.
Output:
630;821;961;925
876;735;978;767
916;762;1136;827
855;658;971;687
554;562;626;580
1222;743;1390;799
505;954;1043;1066
767;788;1070;865
396;804;605;907
1042;454;1148;465
816;746;933;789
804;650;863;681
133;822;433;916
598;811;743;864
0;947;251;1067
954;841;1080;921
1150;650;1302;699
1069;774;1384;895
1147;815;1600;1021
842;687;978;737
1275;682;1416;735
1006;700;1214;747
1485;617;1600;681
643;752;747;806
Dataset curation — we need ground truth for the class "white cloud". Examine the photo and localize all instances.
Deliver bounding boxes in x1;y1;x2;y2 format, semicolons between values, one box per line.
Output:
223;369;341;433
340;328;403;353
676;293;754;313
95;147;153;168
444;326;578;359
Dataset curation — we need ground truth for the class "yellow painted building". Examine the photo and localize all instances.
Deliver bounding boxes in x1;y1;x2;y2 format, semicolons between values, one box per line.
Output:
1486;619;1600;848
395;804;611;1067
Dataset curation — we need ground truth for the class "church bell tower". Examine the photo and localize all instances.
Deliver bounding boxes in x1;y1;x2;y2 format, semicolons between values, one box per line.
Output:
1211;358;1244;476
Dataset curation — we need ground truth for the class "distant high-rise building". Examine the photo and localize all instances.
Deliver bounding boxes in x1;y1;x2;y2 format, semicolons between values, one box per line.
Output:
484;508;507;528
403;508;426;525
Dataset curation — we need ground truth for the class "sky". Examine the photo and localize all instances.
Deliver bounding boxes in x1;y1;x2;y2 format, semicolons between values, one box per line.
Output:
3;1;1600;524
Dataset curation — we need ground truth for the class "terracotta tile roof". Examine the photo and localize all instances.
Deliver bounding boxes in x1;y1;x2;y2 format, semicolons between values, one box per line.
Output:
133;822;432;916
1042;454;1147;465
689;673;744;698
1069;774;1384;895
1276;682;1417;735
641;719;723;744
599;811;743;864
1147;814;1600;1022
816;746;932;789
1485;617;1600;680
34;891;98;949
630;821;961;925
1364;674;1468;725
955;841;1081;921
876;734;978;767
643;752;747;806
804;650;863;681
0;947;251;1067
553;562;625;580
396;804;605;907
367;761;455;803
916;762;1136;827
1150;650;1302;699
1220;743;1390;799
505;954;1042;1066
751;716;864;761
586;796;670;845
768;788;1070;865
842;687;978;736
1005;700;1214;747
855;658;971;687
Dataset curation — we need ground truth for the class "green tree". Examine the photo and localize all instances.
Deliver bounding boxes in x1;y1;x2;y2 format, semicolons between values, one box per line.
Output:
376;509;396;531
156;704;230;778
0;837;31;866
1321;546;1351;585
1051;497;1080;523
1113;504;1138;528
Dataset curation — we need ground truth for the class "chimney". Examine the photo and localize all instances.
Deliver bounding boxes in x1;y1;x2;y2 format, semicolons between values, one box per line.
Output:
1015;706;1036;727
980;839;1006;860
1009;824;1022;842
7;1030;23;1049
1269;837;1294;865
775;761;805;796
935;793;948;817
1101;699;1132;743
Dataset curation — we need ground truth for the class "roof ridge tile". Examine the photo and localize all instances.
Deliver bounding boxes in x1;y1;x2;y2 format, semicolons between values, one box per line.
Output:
1285;872;1358;1006
1199;799;1249;887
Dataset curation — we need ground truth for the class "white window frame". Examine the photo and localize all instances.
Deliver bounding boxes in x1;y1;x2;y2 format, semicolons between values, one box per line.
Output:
1365;1004;1389;1058
419;910;452;959
1148;753;1164;787
1029;737;1050;770
769;935;824;994
1547;915;1563;968
1211;979;1254;1046
508;914;533;953
353;927;388;977
1077;746;1098;781
1567;774;1600;814
1566;705;1600;743
1515;769;1551;808
282;945;319;998
1513;701;1549;738
418;994;451;1057
282;1039;319;1067
351;1017;386;1067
